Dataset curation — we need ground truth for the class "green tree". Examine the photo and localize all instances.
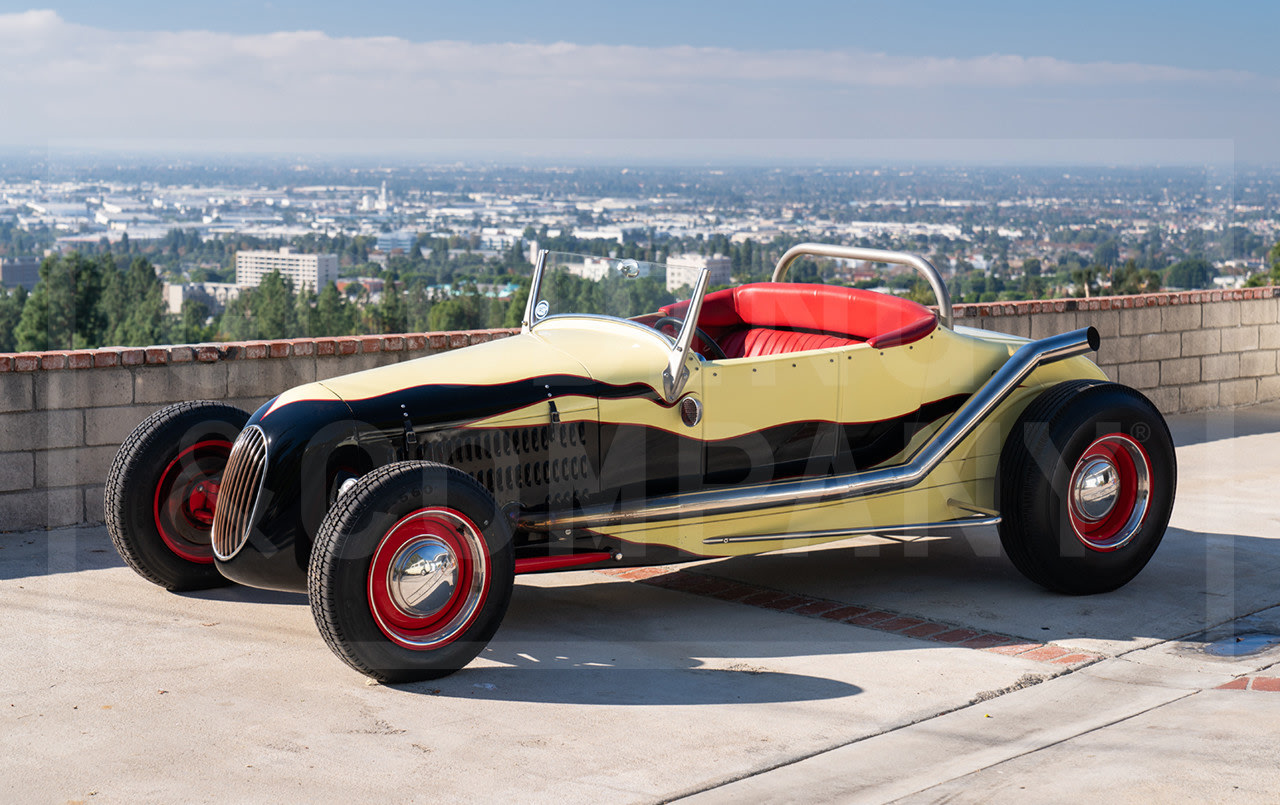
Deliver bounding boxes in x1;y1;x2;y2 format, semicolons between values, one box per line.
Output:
905;278;935;306
403;280;436;332
1092;239;1120;269
100;257;167;346
294;287;319;337
372;280;407;334
427;288;488;331
1164;258;1215;290
15;253;106;351
1070;265;1101;298
0;286;28;352
219;294;253;341
218;271;298;340
426;298;470;331
503;285;529;328
172;298;215;344
1245;241;1280;287
1111;259;1162;295
315;281;356;335
254;271;298;339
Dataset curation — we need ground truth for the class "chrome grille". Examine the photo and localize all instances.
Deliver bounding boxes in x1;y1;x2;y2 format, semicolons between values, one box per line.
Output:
212;425;267;560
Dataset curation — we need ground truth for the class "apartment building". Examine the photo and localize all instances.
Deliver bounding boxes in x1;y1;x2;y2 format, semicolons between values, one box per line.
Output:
235;248;338;293
665;253;732;293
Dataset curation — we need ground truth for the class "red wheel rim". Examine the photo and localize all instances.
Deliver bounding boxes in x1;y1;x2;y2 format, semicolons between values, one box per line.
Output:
368;508;491;650
153;439;232;564
1067;433;1152;551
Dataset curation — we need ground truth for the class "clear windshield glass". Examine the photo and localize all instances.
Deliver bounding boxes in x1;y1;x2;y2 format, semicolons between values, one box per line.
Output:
529;252;707;341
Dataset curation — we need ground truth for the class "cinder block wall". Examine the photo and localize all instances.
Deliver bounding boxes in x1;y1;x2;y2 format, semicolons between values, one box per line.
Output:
0;287;1277;532
0;330;516;531
953;287;1280;415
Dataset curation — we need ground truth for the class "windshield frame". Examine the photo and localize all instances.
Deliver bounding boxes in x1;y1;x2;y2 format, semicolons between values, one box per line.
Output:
522;249;711;402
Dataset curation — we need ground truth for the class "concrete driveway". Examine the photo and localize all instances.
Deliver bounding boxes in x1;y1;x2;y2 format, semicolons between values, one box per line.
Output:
4;404;1279;804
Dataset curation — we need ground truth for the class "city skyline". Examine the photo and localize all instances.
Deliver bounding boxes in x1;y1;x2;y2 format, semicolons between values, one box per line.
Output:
2;4;1277;166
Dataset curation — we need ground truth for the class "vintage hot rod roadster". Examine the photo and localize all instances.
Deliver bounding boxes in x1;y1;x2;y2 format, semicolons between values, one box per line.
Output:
106;244;1176;681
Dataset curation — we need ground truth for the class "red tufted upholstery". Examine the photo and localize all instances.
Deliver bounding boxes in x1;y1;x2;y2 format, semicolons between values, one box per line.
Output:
660;283;936;358
720;328;858;358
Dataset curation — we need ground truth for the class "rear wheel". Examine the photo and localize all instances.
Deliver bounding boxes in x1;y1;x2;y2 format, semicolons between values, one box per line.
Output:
308;461;515;682
997;381;1176;594
105;401;248;591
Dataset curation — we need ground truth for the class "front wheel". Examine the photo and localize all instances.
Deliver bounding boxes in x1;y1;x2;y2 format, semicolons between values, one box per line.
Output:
308;461;515;682
997;381;1176;595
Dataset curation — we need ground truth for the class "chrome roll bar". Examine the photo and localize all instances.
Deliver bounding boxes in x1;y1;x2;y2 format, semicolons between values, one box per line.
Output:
772;244;953;329
522;327;1099;533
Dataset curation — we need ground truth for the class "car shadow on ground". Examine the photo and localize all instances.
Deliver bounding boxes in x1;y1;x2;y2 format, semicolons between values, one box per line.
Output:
0;527;310;607
670;524;1280;650
7;522;1278;707
382;578;878;705
390;663;865;706
182;585;309;606
374;520;1280;704
0;527;126;581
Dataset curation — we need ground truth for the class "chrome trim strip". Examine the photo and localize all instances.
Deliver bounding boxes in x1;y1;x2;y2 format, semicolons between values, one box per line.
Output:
700;515;1002;545
772;244;953;329
524;327;1099;532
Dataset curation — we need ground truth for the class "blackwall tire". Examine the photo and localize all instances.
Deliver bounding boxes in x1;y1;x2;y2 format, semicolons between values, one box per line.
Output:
105;401;249;591
308;461;515;683
997;380;1176;595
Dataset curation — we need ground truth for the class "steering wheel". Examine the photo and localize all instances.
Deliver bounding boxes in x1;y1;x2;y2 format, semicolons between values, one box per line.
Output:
652;316;727;360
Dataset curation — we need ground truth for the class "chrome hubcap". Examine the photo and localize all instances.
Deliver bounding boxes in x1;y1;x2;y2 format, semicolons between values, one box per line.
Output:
388;537;459;618
1071;458;1119;521
1067;433;1153;552
368;507;491;651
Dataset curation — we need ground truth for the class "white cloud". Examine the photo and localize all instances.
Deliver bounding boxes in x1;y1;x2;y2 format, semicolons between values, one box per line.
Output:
0;10;1270;160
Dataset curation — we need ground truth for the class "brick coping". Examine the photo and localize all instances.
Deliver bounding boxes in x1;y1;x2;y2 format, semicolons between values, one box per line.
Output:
0;328;522;373
950;285;1280;319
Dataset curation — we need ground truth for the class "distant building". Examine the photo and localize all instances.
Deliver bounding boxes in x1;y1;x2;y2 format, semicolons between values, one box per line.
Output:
235;248;338;293
336;277;385;296
665;253;732;293
0;256;40;290
374;231;416;253
574;226;645;244
563;256;650;282
163;282;243;316
478;227;526;252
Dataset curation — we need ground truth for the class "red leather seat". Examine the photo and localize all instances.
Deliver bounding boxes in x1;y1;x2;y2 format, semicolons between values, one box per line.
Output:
720;328;859;358
660;283;936;358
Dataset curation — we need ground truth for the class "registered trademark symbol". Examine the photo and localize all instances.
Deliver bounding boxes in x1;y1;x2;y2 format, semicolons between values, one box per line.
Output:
1133;422;1150;442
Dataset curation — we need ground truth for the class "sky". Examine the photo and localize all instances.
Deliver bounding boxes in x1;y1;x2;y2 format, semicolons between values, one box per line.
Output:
1;1;1276;166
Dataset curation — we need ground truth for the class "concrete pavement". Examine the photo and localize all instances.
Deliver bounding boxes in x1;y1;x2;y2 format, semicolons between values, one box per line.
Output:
3;403;1279;803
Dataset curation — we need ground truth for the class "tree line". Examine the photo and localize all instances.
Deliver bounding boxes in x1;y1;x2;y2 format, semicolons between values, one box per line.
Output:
3;249;683;351
4;236;1277;353
0;252;530;352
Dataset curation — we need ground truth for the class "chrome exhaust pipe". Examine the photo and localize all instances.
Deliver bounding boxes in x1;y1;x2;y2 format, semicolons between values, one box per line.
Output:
526;327;1100;532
